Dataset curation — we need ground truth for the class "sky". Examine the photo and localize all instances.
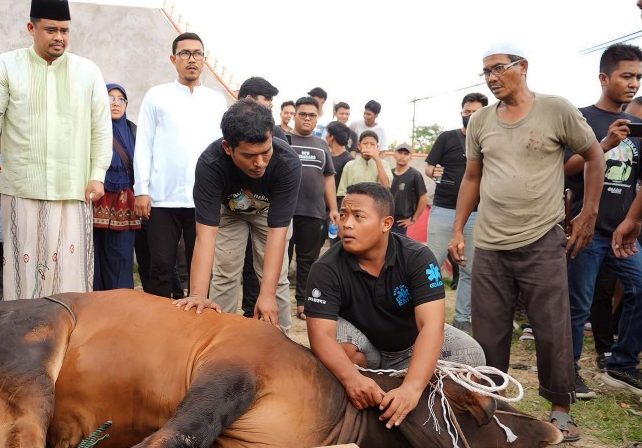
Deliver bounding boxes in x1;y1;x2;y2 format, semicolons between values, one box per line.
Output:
75;0;642;147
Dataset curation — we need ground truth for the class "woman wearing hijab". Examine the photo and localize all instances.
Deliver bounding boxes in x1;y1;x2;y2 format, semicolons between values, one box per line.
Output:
93;83;140;290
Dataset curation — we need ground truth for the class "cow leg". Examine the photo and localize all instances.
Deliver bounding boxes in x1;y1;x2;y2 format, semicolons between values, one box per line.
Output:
134;366;257;448
0;299;74;448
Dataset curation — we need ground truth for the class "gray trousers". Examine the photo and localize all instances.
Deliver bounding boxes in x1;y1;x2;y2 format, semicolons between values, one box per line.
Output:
337;318;486;370
209;207;292;333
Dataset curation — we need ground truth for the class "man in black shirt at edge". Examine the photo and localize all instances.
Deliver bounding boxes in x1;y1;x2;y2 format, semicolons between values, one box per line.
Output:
305;182;484;428
176;99;301;332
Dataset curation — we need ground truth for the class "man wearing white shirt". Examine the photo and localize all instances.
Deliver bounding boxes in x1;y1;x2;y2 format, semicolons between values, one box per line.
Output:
350;100;387;151
133;32;227;298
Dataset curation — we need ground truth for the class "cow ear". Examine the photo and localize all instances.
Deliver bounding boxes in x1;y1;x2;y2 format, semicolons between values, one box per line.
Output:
462;391;496;426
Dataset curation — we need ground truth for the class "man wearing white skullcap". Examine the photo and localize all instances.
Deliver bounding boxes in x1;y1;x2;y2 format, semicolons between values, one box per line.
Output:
448;43;605;442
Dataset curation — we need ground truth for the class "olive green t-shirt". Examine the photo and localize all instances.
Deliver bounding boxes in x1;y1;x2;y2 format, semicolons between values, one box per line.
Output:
466;93;595;250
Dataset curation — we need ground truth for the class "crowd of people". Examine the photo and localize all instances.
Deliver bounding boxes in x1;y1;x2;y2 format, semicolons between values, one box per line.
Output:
1;0;642;444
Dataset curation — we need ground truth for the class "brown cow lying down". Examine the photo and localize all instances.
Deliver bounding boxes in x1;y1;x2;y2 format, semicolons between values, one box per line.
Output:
0;291;563;448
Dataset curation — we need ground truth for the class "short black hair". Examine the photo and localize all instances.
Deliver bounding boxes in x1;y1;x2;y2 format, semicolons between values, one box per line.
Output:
364;100;381;115
334;101;350;113
238;77;279;100
359;130;379;143
172;32;204;55
307;87;327;100
600;43;642;76
345;182;394;217
326;121;351;146
295;96;320;110
221;98;274;149
281;100;295;110
30;17;41;23
631;96;642;106
461;92;489;108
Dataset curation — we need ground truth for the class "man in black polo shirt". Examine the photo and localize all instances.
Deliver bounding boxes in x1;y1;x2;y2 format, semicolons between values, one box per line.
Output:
175;99;301;332
305;182;484;428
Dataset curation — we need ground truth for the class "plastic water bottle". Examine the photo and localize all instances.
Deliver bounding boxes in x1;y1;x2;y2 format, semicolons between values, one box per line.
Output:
328;222;339;239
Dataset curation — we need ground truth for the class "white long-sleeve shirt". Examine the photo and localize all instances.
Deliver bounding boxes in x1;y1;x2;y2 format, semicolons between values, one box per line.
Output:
133;81;227;208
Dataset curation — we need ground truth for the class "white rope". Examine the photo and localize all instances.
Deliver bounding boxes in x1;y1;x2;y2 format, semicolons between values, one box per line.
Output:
357;360;524;403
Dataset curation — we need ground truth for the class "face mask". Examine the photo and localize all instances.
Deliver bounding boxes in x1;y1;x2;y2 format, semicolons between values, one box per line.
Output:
462;115;471;128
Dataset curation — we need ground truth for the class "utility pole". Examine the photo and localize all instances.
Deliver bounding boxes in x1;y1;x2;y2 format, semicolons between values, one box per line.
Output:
409;95;432;148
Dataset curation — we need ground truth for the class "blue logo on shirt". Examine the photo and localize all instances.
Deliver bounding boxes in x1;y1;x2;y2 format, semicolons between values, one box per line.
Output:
393;284;411;307
426;264;444;289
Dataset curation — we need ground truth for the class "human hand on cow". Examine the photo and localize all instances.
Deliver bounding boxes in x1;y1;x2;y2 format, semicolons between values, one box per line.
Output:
566;210;597;259
378;383;422;429
344;373;385;410
174;295;222;314
253;293;279;328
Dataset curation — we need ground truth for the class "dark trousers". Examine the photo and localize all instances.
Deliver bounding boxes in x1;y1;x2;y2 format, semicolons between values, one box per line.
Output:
472;225;575;405
568;232;642;371
135;220;185;297
590;264;618;355
145;207;196;298
288;215;326;306
241;235;260;316
93;228;135;290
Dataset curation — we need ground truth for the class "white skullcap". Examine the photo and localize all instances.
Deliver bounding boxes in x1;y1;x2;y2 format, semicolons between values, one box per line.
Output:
483;43;527;59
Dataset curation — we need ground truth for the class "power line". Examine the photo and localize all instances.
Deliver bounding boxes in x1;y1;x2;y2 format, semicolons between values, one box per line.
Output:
579;30;642;55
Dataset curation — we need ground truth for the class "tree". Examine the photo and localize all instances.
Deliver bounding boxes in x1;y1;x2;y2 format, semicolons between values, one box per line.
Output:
412;124;444;154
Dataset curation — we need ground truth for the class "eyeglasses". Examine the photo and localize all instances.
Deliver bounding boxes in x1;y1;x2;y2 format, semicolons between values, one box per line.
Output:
175;50;205;61
109;96;127;106
296;112;318;120
479;59;523;78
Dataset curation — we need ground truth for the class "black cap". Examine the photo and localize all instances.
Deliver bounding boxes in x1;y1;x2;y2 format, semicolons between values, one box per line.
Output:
30;0;71;20
238;77;279;99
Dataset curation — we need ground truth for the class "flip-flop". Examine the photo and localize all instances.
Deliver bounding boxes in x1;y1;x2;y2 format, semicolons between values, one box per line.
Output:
549;411;580;442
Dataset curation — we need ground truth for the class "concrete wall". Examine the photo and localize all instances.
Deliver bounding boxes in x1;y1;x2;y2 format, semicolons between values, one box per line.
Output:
0;1;235;121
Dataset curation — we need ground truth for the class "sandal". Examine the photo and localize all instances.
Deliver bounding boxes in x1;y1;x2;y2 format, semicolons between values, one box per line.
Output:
549;411;580;442
296;306;306;321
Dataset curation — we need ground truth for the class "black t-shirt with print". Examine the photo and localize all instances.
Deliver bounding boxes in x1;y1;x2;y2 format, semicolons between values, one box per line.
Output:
425;129;468;209
565;105;641;235
194;137;302;228
289;133;335;220
305;233;445;352
391;166;428;219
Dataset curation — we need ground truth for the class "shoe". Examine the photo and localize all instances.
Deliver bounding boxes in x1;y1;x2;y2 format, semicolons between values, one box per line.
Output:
452;320;472;335
596;352;611;371
519;326;535;341
602;369;642;396
583;322;593;336
575;373;596;400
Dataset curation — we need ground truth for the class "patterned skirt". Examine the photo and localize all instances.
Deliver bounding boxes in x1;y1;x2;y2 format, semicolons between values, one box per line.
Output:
93;189;141;231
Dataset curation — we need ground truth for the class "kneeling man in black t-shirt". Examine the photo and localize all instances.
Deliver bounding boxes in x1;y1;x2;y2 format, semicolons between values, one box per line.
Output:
305;182;485;429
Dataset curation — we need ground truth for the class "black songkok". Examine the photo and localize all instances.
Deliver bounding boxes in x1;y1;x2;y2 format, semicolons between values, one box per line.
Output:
30;0;71;21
